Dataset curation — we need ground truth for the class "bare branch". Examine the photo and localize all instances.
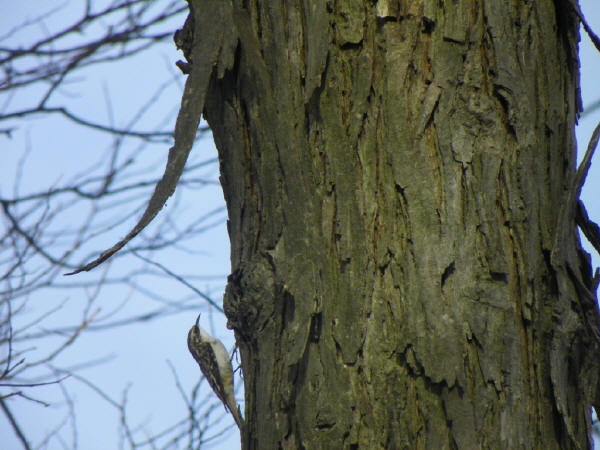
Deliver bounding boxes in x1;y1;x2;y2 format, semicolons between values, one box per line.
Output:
0;397;31;450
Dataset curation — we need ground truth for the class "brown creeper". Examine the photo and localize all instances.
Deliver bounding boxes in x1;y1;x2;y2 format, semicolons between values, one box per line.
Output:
187;314;243;429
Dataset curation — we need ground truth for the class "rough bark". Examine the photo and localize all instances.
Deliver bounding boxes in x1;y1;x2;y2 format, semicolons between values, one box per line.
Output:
203;1;600;448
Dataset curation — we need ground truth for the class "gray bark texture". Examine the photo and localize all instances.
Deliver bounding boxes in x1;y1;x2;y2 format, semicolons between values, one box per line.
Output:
199;1;600;448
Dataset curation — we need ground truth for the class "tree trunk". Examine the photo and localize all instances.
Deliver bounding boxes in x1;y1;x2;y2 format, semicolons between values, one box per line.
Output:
203;1;600;448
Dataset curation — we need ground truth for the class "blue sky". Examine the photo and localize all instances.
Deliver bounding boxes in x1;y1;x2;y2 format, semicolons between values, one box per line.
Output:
1;2;599;449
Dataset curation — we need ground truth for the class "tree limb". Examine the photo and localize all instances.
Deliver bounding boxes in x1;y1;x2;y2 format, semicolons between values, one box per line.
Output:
67;0;238;275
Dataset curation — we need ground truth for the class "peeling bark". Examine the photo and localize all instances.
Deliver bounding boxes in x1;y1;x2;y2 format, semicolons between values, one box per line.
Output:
202;1;599;448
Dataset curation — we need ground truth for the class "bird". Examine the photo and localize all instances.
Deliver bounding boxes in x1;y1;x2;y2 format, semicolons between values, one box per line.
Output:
187;314;243;429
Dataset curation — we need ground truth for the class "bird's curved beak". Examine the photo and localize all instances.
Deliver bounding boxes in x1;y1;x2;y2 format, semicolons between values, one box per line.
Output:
195;313;201;328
